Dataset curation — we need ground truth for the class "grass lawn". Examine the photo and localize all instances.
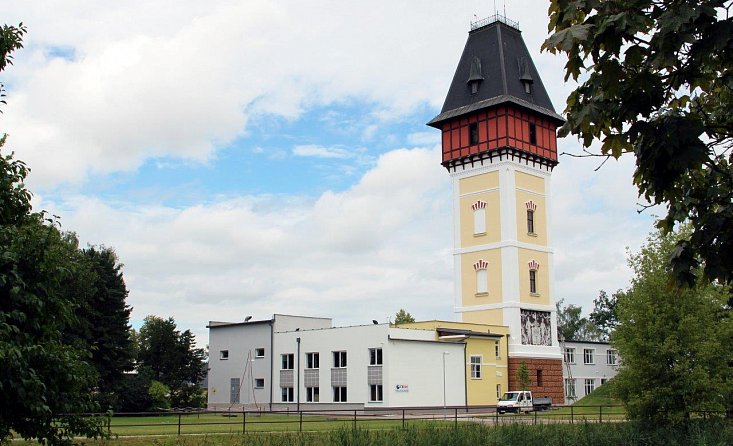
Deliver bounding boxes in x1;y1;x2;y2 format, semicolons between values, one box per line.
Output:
542;379;626;421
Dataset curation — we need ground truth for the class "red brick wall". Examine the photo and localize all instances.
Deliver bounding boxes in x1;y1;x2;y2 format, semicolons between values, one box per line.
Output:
508;357;564;405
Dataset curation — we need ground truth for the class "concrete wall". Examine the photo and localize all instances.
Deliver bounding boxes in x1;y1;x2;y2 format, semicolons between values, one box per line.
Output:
207;321;272;409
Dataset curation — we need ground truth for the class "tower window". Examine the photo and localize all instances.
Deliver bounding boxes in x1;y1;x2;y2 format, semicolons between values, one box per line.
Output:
527;209;535;234
529;123;537;145
469;122;479;145
472;200;486;235
529;270;537;294
474;260;489;295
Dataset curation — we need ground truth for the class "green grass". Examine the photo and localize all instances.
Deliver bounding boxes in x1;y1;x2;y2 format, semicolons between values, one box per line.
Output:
544;379;626;420
12;421;733;446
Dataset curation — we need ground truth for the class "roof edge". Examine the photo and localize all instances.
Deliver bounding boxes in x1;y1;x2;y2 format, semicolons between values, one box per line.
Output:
428;95;565;128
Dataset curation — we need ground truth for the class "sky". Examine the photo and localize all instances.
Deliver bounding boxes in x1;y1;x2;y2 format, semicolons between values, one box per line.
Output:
2;0;659;346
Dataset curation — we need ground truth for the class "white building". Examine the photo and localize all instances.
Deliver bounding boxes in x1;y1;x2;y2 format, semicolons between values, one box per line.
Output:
207;316;467;410
561;340;619;402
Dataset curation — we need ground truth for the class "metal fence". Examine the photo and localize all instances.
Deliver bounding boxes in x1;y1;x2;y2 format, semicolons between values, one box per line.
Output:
92;406;730;437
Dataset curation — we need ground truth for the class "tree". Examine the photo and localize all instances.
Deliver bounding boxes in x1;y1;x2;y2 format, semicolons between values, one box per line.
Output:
612;226;733;424
516;361;531;391
137;316;207;408
589;290;619;340
64;246;134;408
544;1;733;295
556;299;603;342
1;24;107;444
394;309;415;324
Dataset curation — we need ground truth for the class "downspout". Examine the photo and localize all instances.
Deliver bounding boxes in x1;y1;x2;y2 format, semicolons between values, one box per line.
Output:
269;319;274;411
296;337;301;412
463;342;468;409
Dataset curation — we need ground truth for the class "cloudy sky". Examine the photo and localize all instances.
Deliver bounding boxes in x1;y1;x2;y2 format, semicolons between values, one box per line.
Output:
2;0;658;346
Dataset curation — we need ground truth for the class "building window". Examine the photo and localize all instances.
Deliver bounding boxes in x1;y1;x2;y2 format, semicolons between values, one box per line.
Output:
495;341;501;359
255;348;265;358
369;348;383;366
600;378;608;386
606;349;617;365
529;270;537;294
469;122;479;145
565;379;576;398
470;355;482;379
474;259;489;295
537;369;543;387
333;351;347;368
255;378;265;389
306;387;320;402
220;350;229;360
529;123;537;145
306;352;320;369
281;387;294;402
282;353;294;370
472;201;486;235
584;378;596;395
583;349;595;365
496;384;501;399
369;384;383;402
564;348;575;364
333;386;347;402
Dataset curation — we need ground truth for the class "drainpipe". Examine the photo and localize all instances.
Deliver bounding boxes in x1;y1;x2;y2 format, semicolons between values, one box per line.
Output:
463;342;468;409
296;337;301;412
269;319;274;411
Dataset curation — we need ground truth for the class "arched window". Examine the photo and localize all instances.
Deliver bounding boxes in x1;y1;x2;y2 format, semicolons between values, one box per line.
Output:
525;201;537;234
473;259;489;294
528;260;540;294
472;201;487;235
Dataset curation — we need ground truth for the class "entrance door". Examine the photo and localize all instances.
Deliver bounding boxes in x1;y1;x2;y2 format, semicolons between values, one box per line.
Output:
230;378;240;404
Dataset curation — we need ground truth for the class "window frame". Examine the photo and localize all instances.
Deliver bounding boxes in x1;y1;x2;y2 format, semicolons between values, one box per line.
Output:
333;386;347;402
529;269;537;294
564;347;575;364
255;348;265;358
254;378;265;389
219;350;229;360
470;355;482;379
527;209;535;234
281;387;294;402
469;122;479;146
606;349;617;365
306;386;320;402
583;348;595;365
529;122;537;145
281;353;294;370
369;384;383;402
333;351;347;368
565;378;576;398
473;207;486;235
306;352;320;369
495;341;501;359
584;378;595;395
369;348;383;366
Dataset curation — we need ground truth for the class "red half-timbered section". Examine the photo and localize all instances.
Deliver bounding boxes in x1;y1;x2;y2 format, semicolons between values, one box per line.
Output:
440;105;558;166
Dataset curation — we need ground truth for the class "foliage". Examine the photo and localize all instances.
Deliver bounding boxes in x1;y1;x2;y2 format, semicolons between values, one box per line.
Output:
148;380;172;410
137;316;207;408
393;309;415;324
516;361;531;390
612;225;733;424
63;245;134;409
115;373;155;413
556;299;604;341
1;24;109;444
589;290;619;340
544;1;733;293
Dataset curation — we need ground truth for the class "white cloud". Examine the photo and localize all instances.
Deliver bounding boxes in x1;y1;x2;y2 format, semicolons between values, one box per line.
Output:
292;144;351;159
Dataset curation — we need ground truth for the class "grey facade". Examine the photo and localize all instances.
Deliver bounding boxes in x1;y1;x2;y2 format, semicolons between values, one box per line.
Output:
561;340;619;402
207;314;331;410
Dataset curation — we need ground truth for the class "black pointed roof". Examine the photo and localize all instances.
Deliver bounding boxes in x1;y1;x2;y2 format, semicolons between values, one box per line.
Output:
428;17;564;128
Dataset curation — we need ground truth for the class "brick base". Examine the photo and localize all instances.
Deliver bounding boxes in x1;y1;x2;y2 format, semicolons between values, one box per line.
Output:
508;357;564;405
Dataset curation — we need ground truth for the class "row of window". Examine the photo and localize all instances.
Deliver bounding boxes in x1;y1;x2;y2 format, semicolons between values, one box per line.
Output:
564;378;609;398
474;263;539;295
280;385;383;403
467;122;539;147
281;348;382;370
471;203;537;236
220;347;265;360
564;348;617;365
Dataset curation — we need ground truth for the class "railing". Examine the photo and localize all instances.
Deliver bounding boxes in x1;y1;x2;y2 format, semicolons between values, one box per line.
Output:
470;13;520;32
81;405;731;437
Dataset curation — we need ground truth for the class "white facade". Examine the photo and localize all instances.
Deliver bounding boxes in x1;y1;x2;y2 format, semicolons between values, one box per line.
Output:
561;340;620;402
273;324;466;409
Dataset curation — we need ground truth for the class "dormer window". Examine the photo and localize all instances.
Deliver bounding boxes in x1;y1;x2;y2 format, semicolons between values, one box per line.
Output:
467;56;484;95
518;57;534;94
